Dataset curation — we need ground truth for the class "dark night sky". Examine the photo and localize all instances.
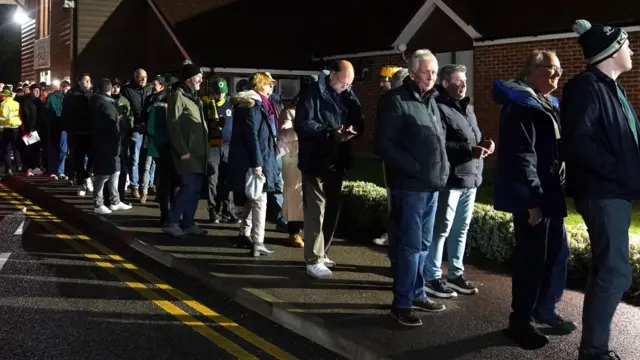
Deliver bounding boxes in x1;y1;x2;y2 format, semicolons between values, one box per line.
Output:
0;5;22;85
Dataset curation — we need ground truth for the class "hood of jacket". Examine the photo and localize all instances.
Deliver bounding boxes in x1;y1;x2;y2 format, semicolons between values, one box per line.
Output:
231;90;262;108
492;79;559;111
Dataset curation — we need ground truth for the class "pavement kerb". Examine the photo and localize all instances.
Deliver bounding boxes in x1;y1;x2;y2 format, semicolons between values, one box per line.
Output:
2;175;392;360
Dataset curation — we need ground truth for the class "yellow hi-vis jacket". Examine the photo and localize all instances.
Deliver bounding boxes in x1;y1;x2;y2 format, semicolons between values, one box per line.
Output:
0;97;21;128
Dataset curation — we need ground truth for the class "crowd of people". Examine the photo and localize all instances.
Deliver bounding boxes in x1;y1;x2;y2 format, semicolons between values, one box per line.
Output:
0;17;632;360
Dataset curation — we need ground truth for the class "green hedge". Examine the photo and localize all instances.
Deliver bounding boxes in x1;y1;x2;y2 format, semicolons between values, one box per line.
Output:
340;181;640;295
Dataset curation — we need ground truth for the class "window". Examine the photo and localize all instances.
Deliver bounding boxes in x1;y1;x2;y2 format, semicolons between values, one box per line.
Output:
39;70;50;84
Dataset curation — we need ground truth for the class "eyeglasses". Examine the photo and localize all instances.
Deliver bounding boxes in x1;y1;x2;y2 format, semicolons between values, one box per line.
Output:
537;64;563;74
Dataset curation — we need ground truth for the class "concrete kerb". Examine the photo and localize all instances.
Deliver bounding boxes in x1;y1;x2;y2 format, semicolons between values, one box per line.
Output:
2;175;391;360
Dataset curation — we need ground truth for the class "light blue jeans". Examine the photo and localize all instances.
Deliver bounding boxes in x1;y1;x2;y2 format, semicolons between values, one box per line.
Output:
425;187;477;281
128;132;143;190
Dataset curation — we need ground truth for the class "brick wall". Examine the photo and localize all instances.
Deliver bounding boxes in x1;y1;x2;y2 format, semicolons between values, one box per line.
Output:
350;53;405;156
349;33;640;161
474;32;640;156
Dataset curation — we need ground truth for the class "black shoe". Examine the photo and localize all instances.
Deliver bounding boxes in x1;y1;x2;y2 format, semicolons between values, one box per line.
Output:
426;278;458;299
506;322;549;350
275;222;288;233
578;351;622;360
390;307;422;327
412;297;446;312
533;312;577;335
209;211;220;224
221;213;241;224
447;275;478;295
235;235;252;249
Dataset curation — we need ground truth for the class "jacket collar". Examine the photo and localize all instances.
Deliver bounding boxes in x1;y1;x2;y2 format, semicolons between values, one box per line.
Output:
434;84;470;109
402;77;438;102
587;65;618;84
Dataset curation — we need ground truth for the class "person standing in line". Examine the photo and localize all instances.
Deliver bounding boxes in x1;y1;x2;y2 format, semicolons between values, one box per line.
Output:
562;19;637;360
295;60;364;279
493;50;574;350
375;49;449;326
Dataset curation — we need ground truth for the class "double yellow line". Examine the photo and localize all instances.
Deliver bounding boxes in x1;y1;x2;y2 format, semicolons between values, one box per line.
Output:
0;184;296;360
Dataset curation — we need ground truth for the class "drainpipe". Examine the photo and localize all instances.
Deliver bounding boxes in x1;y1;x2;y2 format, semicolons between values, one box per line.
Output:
146;0;191;62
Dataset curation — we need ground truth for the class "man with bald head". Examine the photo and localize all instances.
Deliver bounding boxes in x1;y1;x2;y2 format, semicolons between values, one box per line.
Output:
122;68;153;199
295;60;364;279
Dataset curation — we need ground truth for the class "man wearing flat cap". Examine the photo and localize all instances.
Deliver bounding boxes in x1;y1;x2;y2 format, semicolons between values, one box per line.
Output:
163;61;208;239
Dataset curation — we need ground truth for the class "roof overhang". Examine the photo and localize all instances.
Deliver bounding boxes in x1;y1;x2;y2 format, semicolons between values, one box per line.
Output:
210;67;319;76
474;25;640;46
315;0;482;60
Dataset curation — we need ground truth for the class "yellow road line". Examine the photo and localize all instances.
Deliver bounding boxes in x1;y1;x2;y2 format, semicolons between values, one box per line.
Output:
0;188;258;359
1;185;298;360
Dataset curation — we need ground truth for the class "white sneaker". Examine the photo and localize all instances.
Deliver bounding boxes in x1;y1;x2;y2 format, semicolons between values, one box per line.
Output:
323;255;336;268
49;174;58;180
59;174;68;180
77;185;87;197
33;168;43;176
94;205;112;214
110;202;132;211
85;177;94;192
373;233;389;246
307;263;333;279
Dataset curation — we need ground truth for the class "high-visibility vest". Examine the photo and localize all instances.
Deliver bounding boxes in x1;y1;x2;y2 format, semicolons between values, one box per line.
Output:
0;98;21;128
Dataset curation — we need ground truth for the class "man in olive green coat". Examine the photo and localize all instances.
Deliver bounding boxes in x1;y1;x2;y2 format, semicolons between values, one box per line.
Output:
112;79;134;202
162;61;208;238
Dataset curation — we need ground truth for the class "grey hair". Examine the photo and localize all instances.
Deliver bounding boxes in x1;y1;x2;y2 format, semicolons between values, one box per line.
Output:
516;50;556;81
438;64;467;85
408;49;438;73
390;68;409;89
133;68;147;76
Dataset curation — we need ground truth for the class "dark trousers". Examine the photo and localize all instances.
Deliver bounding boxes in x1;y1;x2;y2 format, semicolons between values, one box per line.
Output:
207;145;235;216
575;199;633;356
388;189;439;309
24;142;42;170
287;221;302;234
168;173;203;228
0;128;22;172
510;215;570;325
72;134;92;183
155;152;179;225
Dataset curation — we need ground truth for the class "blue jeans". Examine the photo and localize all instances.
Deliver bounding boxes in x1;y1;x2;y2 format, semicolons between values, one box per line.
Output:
388;189;439;308
425;187;476;281
510;215;570;325
48;126;67;176
168;173;203;228
575;199;633;357
269;156;286;224
128;132;143;190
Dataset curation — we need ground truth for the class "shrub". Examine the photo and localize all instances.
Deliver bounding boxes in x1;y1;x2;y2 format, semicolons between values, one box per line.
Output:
340;181;640;295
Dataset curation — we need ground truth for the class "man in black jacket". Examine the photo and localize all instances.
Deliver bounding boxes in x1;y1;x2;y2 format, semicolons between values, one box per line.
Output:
562;20;638;360
295;60;364;279
122;68;153;199
424;64;492;300
62;73;93;196
375;49;449;326
494;50;574;350
89;78;132;215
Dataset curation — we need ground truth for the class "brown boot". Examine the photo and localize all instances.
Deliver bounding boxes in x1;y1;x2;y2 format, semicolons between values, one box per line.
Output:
132;189;140;199
140;194;148;204
289;233;304;248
